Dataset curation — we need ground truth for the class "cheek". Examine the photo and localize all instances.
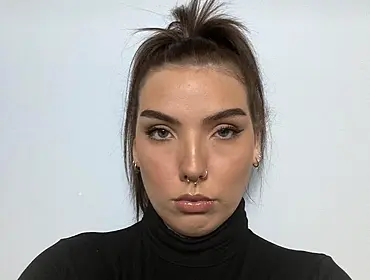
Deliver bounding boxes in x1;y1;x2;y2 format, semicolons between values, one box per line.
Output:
210;141;254;190
214;155;252;187
135;138;177;196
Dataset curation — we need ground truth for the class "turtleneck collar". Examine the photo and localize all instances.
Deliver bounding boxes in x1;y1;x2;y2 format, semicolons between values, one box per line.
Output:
141;198;250;267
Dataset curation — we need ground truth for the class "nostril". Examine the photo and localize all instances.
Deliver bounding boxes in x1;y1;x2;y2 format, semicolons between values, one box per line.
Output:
184;175;191;184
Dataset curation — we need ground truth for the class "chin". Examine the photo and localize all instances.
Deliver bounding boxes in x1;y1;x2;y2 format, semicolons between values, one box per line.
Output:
170;215;217;237
176;227;212;238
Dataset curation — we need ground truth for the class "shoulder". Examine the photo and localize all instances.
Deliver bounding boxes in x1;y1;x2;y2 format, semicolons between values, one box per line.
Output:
315;256;352;280
56;221;140;256
247;230;351;279
18;222;142;280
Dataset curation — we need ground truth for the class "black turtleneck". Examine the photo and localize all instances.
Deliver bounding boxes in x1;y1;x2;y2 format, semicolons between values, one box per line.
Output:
142;199;249;268
19;199;351;280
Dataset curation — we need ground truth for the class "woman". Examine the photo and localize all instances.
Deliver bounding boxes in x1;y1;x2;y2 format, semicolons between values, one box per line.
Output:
19;0;351;279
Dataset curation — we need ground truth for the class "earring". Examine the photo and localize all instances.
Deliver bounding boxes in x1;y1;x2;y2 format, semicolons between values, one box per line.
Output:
253;154;261;168
133;161;140;172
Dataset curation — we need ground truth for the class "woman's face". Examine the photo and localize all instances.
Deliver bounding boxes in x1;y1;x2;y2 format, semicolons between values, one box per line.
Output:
134;65;260;237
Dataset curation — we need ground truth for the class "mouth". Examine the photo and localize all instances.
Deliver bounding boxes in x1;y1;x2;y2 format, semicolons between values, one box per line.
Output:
174;194;213;202
173;194;215;213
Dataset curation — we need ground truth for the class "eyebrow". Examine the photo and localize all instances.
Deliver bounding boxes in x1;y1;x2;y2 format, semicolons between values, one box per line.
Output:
203;108;247;123
139;108;247;125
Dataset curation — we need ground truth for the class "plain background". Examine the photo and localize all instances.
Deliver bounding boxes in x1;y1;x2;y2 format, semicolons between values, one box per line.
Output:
1;0;369;279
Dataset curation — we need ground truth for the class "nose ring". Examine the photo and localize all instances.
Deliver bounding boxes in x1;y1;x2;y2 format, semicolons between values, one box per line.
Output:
186;170;208;185
199;170;208;180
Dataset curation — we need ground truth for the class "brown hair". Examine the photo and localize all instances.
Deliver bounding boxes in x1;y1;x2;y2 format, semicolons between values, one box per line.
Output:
123;0;268;220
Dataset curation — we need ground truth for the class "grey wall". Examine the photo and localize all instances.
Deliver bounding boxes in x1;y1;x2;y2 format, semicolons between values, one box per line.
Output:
1;0;369;279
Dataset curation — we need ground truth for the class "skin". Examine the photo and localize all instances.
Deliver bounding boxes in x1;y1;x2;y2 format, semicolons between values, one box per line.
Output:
133;65;260;237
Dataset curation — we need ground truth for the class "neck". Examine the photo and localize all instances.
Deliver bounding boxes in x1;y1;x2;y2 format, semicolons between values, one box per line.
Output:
141;198;250;267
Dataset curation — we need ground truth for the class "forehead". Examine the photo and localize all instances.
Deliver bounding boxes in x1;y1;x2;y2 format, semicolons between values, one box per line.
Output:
138;66;248;116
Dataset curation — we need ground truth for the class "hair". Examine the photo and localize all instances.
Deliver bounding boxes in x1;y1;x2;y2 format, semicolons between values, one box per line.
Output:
123;0;268;220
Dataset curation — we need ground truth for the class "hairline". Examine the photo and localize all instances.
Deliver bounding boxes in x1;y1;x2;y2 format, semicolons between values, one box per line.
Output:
137;61;247;94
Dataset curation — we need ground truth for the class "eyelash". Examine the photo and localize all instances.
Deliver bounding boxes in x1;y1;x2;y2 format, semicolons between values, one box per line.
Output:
145;127;172;141
215;125;244;140
145;125;244;141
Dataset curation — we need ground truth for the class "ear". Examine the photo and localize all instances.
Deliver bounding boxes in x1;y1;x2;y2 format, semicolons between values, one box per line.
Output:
253;132;262;162
133;138;138;164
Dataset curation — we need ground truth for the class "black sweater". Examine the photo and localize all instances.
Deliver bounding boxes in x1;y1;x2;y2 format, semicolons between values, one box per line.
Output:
19;200;351;279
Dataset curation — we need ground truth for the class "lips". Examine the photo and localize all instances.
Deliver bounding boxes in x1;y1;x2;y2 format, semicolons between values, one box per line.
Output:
174;194;215;213
174;194;213;202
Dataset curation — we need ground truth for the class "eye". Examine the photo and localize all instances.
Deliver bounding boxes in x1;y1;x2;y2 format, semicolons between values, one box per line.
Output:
214;125;243;140
146;127;173;141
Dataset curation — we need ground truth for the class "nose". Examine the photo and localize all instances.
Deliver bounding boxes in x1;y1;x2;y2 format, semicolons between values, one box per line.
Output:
179;135;208;184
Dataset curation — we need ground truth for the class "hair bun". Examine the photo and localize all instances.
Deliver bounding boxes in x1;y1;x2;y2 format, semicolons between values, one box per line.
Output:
169;0;246;53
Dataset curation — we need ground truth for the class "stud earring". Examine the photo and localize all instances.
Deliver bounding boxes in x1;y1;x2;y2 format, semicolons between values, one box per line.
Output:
133;161;140;172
